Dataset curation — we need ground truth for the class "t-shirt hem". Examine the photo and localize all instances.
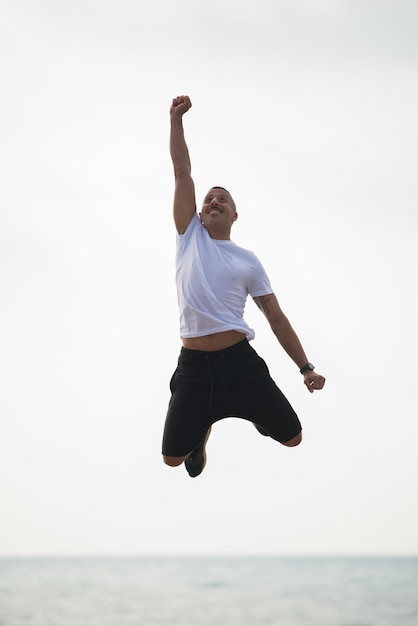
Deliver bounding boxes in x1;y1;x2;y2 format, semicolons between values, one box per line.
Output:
180;327;254;340
250;289;274;298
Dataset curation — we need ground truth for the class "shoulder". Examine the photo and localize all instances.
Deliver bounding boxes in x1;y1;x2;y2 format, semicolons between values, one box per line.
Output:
177;213;201;236
176;213;204;248
229;242;260;265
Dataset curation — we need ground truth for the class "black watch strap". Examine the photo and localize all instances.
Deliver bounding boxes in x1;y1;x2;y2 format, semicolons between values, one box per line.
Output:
300;362;315;374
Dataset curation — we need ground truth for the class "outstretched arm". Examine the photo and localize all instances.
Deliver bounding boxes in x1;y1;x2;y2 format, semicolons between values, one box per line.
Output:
170;95;196;234
253;293;326;393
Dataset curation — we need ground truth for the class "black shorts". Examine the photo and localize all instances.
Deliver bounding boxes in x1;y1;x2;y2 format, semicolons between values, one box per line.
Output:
162;339;301;457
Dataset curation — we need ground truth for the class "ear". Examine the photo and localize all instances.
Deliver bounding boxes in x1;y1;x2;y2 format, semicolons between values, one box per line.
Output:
232;212;238;222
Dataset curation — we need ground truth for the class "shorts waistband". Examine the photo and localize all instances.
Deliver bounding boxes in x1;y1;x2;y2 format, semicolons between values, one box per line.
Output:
180;338;250;361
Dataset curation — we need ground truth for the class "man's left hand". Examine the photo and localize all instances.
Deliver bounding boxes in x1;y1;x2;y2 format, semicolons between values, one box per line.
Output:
304;372;326;393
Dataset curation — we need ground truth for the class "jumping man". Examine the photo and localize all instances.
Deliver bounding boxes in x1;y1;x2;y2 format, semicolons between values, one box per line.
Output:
162;95;326;478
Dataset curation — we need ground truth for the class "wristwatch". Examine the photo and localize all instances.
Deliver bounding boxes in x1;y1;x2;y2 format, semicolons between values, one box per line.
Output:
300;362;315;374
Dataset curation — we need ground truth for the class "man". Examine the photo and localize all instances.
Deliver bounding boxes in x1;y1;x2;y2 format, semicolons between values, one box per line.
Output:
162;94;326;478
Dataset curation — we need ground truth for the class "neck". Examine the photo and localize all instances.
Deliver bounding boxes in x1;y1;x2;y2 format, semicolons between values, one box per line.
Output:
204;225;231;240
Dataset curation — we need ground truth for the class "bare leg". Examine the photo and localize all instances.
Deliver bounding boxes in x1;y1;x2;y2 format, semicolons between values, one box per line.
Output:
163;454;189;467
281;432;302;447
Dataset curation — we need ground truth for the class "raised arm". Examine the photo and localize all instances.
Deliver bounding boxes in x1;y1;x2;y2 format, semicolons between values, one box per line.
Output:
170;95;196;234
253;293;326;393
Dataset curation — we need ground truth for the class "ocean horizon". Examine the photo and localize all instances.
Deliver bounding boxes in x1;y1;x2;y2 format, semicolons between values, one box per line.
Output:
1;555;417;625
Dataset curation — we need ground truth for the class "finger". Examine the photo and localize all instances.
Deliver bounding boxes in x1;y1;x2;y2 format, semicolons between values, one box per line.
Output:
305;380;315;393
316;376;325;389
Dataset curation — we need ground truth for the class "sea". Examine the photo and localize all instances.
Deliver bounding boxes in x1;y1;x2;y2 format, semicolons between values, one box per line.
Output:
0;556;417;626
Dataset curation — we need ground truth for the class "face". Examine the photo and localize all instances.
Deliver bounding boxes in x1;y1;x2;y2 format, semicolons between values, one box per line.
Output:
199;188;238;237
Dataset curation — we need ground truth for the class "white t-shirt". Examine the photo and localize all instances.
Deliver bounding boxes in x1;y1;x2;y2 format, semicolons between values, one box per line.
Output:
176;214;273;340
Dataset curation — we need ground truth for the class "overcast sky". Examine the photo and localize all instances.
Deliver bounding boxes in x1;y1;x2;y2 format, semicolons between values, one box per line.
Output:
1;0;417;557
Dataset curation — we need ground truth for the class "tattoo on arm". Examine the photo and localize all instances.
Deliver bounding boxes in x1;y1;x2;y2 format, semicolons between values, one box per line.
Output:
254;295;272;316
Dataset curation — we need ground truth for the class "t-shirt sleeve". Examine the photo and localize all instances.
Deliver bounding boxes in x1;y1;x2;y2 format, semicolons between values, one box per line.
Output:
176;213;200;252
248;258;273;297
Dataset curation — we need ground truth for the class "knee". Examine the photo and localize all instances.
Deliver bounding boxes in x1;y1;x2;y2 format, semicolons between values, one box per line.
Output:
281;432;302;447
163;454;188;467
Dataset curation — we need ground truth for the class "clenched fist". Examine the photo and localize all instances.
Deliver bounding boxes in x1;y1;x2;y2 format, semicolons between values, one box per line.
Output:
170;95;192;118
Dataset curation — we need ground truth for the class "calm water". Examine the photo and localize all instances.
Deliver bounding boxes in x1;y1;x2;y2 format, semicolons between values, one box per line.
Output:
0;556;417;626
